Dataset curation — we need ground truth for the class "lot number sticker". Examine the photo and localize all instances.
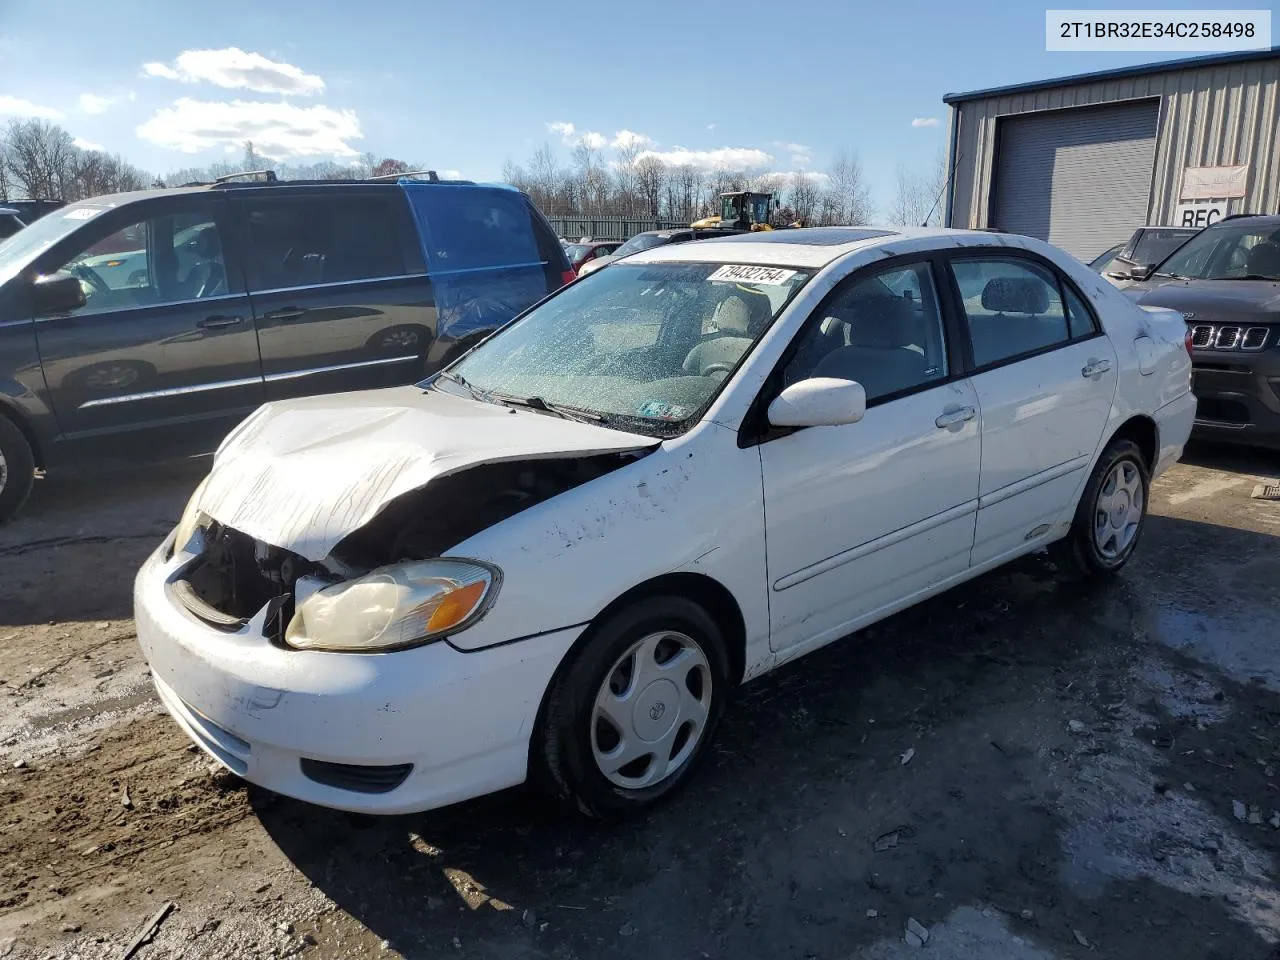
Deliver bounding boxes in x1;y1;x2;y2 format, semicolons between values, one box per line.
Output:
708;264;796;285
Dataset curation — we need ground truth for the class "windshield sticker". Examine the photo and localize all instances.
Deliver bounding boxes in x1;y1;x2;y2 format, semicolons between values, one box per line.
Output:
708;264;796;285
636;401;688;420
63;207;103;221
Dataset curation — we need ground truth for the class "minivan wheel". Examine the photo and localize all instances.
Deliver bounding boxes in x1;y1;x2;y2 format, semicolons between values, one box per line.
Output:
0;415;36;524
535;595;731;820
1055;438;1149;578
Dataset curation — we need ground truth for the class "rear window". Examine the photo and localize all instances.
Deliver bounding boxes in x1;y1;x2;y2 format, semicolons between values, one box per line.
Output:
613;233;670;258
409;186;542;272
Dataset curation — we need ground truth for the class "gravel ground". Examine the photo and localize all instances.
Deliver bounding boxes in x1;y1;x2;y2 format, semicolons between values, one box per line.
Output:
1;444;1279;960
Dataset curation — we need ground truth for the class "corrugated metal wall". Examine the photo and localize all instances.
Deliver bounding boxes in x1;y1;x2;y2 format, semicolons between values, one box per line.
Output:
948;55;1280;231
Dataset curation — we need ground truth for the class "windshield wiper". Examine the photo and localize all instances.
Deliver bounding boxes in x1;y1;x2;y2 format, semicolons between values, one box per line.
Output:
1152;271;1193;280
1224;274;1277;281
432;369;487;401
489;392;605;423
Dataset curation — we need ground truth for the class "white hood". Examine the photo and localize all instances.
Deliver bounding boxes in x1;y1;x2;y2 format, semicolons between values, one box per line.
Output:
198;386;657;561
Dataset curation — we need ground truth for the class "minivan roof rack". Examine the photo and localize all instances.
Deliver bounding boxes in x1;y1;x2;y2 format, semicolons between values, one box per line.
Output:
212;169;278;185
370;169;439;182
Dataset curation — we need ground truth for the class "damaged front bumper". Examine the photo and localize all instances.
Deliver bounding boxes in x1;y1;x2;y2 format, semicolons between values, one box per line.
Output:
134;538;583;815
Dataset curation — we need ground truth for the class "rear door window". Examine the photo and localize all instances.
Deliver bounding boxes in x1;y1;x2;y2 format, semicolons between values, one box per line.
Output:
242;196;409;291
412;188;541;271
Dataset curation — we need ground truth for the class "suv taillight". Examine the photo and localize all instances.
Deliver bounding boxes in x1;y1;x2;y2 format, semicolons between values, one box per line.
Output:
1184;327;1194;354
560;268;576;286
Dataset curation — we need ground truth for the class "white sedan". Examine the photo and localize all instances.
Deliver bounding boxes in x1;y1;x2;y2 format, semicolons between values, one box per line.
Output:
135;227;1195;819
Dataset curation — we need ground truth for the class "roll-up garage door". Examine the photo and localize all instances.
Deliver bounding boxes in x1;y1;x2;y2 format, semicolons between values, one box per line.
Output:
993;100;1158;261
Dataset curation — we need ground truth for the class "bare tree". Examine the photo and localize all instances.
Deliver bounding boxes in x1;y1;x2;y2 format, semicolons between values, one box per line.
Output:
828;148;873;224
2;119;76;199
889;163;935;227
371;157;410;178
634;156;666;219
789;170;819;225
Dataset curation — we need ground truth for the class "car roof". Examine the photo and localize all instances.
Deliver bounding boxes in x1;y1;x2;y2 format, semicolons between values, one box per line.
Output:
624;226;1011;268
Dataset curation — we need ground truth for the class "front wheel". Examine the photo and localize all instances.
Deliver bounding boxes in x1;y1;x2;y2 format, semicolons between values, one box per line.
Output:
0;415;36;524
534;596;731;820
1055;438;1149;577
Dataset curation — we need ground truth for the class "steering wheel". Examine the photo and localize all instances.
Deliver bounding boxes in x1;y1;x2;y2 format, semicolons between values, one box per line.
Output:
70;263;110;295
702;362;735;380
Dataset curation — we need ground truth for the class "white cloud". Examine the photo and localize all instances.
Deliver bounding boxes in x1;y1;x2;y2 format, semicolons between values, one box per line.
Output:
706;123;716;131
611;129;651;149
137;98;362;157
73;136;105;151
578;131;607;150
0;95;64;119
790;153;811;165
545;120;576;142
772;141;810;154
142;48;324;96
636;145;773;170
911;117;940;128
440;169;463;180
79;93;114;114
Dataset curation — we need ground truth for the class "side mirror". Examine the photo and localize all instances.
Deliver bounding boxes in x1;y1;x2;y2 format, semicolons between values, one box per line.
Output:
31;272;86;316
767;377;867;428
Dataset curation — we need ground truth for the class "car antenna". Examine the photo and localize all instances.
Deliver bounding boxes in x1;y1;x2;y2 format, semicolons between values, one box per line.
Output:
921;147;962;228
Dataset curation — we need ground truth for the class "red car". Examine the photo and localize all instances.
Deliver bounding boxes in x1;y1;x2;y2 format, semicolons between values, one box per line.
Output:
563;240;622;272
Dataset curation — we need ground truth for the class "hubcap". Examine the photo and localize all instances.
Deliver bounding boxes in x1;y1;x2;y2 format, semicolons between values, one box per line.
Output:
1094;459;1144;560
591;631;712;789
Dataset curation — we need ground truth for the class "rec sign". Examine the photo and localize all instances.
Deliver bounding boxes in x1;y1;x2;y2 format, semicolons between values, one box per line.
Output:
1173;202;1227;228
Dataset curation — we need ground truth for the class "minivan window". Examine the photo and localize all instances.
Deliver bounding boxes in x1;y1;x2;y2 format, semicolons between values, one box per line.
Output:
0;202;110;289
49;212;229;314
416;189;541;271
243;197;408;291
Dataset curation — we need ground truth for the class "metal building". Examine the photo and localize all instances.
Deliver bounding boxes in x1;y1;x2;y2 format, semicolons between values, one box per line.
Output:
943;46;1280;260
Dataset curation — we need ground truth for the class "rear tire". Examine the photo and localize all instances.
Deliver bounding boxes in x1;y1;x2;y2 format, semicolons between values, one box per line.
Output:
534;596;731;821
1055;438;1149;578
0;415;36;524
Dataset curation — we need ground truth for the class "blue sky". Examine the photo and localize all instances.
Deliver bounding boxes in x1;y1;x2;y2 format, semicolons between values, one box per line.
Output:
0;0;1244;210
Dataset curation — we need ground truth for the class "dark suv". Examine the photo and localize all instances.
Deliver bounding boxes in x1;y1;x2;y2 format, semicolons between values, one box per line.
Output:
0;175;572;521
1125;214;1280;448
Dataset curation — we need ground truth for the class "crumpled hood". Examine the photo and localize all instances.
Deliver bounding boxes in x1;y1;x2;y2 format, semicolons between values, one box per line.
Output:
198;386;658;561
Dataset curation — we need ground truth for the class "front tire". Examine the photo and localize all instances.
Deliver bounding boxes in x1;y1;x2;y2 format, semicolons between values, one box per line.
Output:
535;596;731;820
0;415;36;524
1056;438;1149;577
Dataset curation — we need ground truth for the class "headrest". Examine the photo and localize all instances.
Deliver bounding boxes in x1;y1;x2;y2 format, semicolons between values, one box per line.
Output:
1246;241;1280;278
982;277;1049;315
713;296;751;334
846;293;920;349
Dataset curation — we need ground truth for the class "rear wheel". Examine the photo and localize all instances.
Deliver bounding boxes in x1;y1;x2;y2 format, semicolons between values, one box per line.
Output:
1055;438;1149;577
0;415;36;524
535;596;730;820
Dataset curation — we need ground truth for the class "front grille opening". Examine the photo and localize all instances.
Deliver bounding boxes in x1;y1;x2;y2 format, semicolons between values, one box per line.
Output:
1242;327;1269;350
175;524;309;632
1190;325;1214;348
300;758;413;794
1197;398;1252;424
1214;326;1242;349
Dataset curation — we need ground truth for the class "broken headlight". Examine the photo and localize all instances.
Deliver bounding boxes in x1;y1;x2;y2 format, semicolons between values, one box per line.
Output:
173;476;211;554
284;559;501;652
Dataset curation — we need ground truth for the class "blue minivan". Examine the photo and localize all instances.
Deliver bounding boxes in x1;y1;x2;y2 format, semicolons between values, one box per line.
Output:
0;174;573;521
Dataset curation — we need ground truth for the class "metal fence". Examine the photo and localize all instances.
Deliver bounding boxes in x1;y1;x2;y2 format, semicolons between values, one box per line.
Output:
546;215;688;242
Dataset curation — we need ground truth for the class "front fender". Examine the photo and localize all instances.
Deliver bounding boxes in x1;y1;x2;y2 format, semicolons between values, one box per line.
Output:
445;423;770;657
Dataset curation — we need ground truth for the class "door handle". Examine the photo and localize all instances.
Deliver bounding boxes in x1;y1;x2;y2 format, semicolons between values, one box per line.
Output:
263;307;305;321
935;406;976;429
1081;358;1112;378
196;314;244;329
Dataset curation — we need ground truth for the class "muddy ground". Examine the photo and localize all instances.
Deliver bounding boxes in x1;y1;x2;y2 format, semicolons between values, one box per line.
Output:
1;445;1279;960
